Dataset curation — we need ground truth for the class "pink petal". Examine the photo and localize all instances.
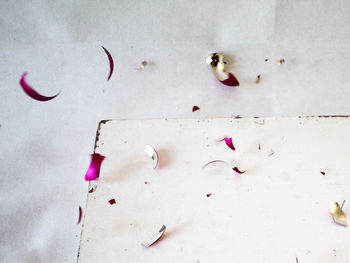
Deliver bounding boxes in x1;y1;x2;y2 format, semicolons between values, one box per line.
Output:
206;193;212;197
85;153;105;181
220;72;239;87
192;106;200;112
108;199;116;205
19;72;60;101
202;160;228;169
101;46;114;81
78;206;83;224
320;171;325;175
232;167;246;174
224;137;236;151
144;182;148;184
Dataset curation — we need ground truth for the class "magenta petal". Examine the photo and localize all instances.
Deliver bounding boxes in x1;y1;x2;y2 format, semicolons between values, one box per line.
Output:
224;137;236;151
78;206;83;224
20;72;60;101
101;46;114;81
220;73;239;87
85;153;105;181
232;167;246;174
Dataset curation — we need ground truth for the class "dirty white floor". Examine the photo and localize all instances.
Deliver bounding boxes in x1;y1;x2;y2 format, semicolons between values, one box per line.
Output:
1;0;350;262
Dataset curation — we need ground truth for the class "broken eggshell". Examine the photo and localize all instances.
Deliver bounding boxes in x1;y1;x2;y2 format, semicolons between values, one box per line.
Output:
330;202;347;226
206;53;239;87
144;145;159;169
142;225;166;247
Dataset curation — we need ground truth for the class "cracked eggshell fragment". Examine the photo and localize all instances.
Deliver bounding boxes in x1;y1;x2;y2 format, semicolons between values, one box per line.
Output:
142;225;166;247
206;53;239;87
330;202;347;226
144;145;159;169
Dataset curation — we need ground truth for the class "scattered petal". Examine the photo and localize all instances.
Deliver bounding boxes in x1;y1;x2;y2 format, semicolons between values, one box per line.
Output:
234;115;242;119
224;137;236;151
144;145;159;169
202;160;228;169
142;225;166;247
192;106;200;112
296;256;299;263
267;149;275;156
85;153;106;181
206;193;212;197
232;167;246;174
320;171;325;175
278;59;285;65
136;61;148;70
20;72;60;101
206;53;239;87
258;144;261;150
101;46;114;81
330;201;347;226
108;199;116;205
144;182;148;184
78;206;83;224
255;74;261;84
88;186;97;193
265;58;269;62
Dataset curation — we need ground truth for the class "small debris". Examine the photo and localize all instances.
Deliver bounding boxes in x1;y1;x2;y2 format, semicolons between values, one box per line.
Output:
255;74;261;83
136;61;148;70
320;171;325;175
267;149;275;156
278;59;285;65
206;193;212;198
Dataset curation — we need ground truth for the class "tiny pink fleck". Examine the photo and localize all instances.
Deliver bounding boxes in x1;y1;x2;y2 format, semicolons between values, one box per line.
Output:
144;182;148;184
108;199;116;205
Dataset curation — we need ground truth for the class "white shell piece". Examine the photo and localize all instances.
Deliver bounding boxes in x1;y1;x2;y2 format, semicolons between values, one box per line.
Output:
142;225;166;247
144;144;159;169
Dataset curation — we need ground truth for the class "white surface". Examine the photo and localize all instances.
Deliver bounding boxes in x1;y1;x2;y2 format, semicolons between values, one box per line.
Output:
1;0;350;262
80;117;350;263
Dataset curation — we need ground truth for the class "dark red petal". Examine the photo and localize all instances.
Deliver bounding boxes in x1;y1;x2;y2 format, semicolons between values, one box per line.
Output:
220;73;239;87
144;182;148;184
78;206;83;224
232;167;246;174
206;193;212;197
101;46;114;81
192;106;200;112
224;137;236;151
108;199;116;205
320;171;325;175
258;144;261;150
20;72;60;101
